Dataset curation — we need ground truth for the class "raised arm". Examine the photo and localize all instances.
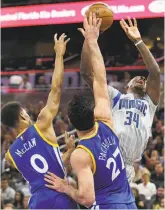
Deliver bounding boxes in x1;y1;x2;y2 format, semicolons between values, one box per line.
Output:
36;34;70;129
120;17;160;105
79;13;113;125
44;149;95;207
80;41;94;90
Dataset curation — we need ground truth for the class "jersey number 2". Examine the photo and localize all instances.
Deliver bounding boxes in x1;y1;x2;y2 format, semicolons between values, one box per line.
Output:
106;147;125;181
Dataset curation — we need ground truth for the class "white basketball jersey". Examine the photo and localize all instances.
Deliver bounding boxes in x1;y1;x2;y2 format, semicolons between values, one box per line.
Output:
108;86;157;164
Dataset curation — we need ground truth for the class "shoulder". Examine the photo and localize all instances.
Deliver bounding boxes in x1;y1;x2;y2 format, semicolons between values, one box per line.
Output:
143;94;158;108
70;148;92;169
108;85;121;97
71;148;91;165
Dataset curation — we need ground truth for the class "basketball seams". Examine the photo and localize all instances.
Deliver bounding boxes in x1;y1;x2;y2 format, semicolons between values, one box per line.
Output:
85;3;114;32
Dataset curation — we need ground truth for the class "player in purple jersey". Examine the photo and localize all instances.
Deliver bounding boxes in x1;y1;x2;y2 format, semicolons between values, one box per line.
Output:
1;34;77;209
44;13;137;209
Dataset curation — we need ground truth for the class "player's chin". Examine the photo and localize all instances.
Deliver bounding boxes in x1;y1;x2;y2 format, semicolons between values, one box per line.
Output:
134;85;145;93
134;84;145;89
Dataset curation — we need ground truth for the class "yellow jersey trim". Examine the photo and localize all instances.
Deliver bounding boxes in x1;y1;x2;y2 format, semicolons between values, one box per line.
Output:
96;118;116;134
80;122;99;140
77;145;96;175
16;128;27;138
34;124;58;147
7;150;19;171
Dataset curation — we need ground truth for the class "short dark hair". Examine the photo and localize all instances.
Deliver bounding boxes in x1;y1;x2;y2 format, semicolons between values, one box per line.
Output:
68;95;94;131
1;101;21;128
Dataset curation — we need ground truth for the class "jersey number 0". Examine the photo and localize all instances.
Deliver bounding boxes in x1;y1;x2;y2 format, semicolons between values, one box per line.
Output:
30;154;48;173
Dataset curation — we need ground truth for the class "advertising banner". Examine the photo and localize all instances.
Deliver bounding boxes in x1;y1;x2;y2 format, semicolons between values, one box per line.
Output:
1;0;164;28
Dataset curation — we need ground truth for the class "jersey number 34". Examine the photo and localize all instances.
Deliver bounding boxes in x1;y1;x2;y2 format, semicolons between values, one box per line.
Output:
124;111;139;128
106;147;125;181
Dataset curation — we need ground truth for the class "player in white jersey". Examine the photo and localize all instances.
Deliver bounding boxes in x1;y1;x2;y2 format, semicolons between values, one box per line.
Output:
80;17;160;182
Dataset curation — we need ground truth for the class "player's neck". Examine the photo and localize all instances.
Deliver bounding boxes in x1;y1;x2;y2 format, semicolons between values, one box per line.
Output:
128;90;144;98
15;124;28;137
77;124;96;140
133;93;143;98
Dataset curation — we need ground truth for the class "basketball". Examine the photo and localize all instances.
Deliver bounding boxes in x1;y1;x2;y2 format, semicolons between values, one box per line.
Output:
85;3;114;32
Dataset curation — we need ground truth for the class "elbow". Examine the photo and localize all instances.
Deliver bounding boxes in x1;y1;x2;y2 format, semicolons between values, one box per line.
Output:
79;194;95;207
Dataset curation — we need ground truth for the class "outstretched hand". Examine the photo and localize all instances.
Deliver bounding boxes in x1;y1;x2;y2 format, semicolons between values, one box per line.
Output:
78;12;102;41
44;172;68;193
54;33;70;56
120;17;142;43
64;131;75;150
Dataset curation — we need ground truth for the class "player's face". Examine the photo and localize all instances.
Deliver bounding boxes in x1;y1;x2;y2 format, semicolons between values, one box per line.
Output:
127;76;146;93
20;108;32;126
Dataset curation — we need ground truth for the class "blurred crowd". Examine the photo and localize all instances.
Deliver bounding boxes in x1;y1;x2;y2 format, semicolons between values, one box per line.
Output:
1;82;164;209
1;39;164;72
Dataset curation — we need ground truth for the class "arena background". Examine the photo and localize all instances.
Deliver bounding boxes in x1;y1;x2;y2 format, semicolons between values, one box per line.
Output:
1;0;164;209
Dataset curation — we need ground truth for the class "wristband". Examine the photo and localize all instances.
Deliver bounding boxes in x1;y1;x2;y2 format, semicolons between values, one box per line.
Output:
134;40;143;46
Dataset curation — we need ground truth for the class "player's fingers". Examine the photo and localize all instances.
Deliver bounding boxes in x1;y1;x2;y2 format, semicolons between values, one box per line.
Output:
133;18;137;27
120;21;127;33
120;19;130;33
69;135;75;143
44;178;55;185
96;18;100;24
65;133;69;145
97;18;102;29
54;33;57;42
92;13;97;26
121;19;129;28
78;28;85;37
45;184;56;189
44;174;56;181
67;132;69;139
47;171;57;179
65;38;70;44
59;33;66;41
89;12;93;26
70;134;75;140
83;15;89;28
127;16;133;27
64;131;67;141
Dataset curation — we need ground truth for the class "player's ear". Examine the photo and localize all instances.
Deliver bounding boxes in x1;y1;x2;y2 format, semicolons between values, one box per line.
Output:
124;85;129;93
20;111;26;121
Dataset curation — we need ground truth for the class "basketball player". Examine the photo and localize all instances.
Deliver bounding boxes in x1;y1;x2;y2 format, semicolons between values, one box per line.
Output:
80;16;160;182
44;13;136;209
1;34;77;209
